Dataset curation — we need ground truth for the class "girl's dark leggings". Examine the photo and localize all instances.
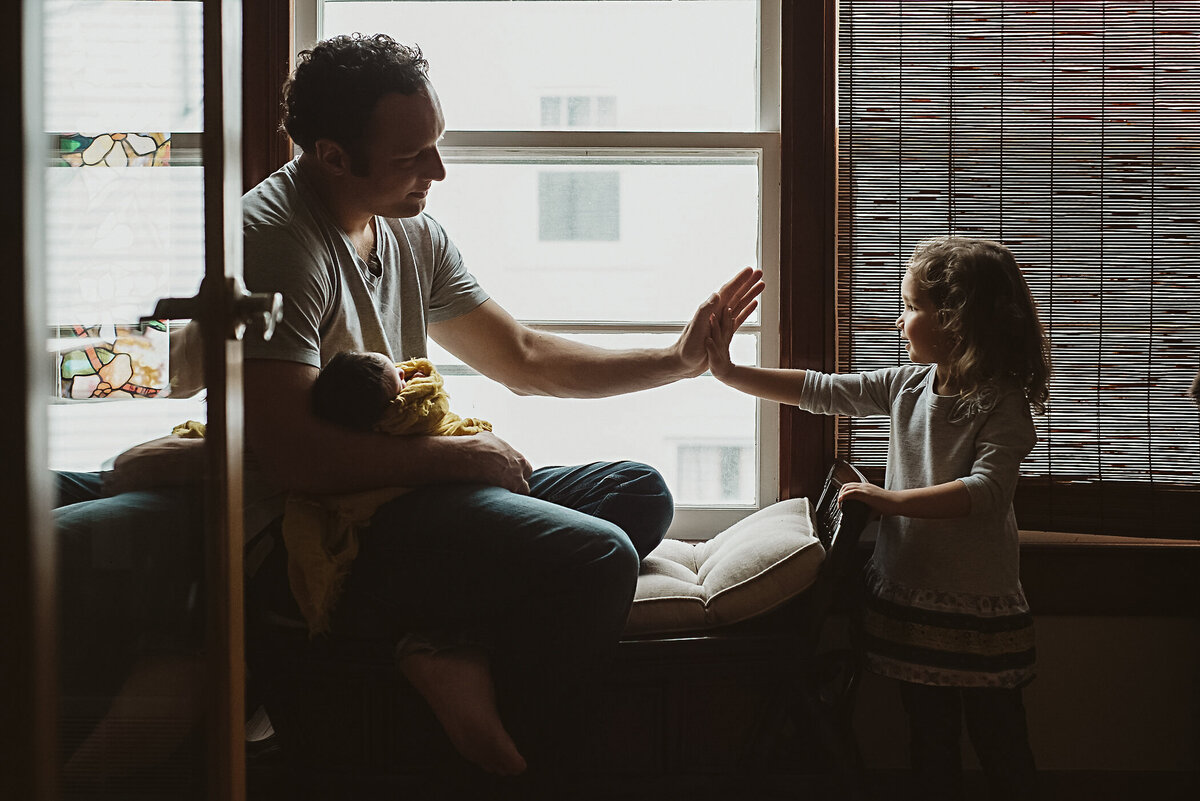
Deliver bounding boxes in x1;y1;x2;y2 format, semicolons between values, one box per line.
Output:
899;680;1039;801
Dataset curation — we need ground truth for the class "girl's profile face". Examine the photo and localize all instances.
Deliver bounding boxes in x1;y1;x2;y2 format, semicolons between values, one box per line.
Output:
897;270;951;368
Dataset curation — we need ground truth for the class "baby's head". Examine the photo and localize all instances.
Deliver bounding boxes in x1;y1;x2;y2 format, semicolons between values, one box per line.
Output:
906;236;1050;412
312;351;403;431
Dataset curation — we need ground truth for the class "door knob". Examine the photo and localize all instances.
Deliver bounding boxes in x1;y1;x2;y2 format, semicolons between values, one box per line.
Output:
228;276;284;342
142;276;283;342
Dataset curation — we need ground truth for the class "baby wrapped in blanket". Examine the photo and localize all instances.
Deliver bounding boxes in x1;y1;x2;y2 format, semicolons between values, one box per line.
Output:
287;352;491;635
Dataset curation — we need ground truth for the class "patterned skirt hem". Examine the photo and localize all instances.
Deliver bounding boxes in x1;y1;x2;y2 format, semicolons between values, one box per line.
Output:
866;653;1036;689
866;561;1030;617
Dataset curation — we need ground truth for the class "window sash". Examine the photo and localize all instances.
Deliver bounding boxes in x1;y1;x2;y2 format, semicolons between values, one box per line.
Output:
438;137;782;538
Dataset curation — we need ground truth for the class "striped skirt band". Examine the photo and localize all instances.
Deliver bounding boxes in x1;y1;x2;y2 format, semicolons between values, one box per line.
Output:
861;566;1036;689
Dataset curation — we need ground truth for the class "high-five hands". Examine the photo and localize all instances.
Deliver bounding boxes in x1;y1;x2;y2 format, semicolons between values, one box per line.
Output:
679;267;764;378
704;300;741;382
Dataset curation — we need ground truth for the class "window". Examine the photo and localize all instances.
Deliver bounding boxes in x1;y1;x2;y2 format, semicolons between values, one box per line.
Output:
309;0;781;537
836;1;1200;537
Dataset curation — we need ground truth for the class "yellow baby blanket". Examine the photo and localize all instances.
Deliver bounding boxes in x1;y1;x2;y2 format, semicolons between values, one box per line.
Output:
283;358;491;636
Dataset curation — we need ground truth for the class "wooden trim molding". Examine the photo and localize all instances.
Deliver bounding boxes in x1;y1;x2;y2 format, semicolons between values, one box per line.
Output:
842;538;1200;617
242;0;293;192
779;0;838;501
5;3;57;798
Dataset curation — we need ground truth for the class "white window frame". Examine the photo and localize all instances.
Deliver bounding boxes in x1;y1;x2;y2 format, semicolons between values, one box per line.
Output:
296;0;782;540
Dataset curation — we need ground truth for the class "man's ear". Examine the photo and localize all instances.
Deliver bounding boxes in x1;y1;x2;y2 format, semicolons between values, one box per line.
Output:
310;138;353;176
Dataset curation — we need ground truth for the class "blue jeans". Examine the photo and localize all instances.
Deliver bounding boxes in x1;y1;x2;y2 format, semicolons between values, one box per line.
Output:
330;459;671;665
260;460;673;772
52;471;205;692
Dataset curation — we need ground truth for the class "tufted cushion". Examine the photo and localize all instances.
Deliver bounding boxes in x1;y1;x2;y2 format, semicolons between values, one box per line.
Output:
624;497;825;636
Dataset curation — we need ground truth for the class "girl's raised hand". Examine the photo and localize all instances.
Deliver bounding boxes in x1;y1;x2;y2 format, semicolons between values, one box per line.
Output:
676;268;764;378
705;305;737;381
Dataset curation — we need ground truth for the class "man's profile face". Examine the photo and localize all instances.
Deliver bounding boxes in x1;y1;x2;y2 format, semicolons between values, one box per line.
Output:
351;81;447;219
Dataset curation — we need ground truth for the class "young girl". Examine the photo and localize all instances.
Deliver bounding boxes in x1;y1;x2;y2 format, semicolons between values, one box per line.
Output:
706;237;1050;800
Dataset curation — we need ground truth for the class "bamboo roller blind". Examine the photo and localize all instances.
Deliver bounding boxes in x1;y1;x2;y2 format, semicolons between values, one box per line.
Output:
836;1;1200;537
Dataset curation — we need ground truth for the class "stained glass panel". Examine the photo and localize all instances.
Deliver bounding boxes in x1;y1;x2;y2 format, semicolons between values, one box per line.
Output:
54;322;169;400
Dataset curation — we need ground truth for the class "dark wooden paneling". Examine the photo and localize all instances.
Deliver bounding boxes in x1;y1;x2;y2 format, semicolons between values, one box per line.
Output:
242;0;293;192
779;0;838;502
841;541;1200;617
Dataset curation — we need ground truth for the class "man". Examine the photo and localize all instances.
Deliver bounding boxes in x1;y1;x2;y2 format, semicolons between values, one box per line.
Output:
242;32;763;780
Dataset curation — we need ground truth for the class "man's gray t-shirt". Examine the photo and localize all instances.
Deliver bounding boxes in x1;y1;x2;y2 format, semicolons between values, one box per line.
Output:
242;158;488;368
239;158;489;531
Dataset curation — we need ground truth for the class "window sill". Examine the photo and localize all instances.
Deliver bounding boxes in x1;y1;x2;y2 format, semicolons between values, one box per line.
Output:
1018;529;1200;548
851;527;1200;616
1016;530;1200;615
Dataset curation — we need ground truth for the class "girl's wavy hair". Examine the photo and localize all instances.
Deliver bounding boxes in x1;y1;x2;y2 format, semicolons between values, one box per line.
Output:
907;236;1051;414
282;33;429;176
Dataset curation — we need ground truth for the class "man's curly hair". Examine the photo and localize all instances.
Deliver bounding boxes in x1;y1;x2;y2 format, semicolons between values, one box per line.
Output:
282;33;429;175
907;236;1051;415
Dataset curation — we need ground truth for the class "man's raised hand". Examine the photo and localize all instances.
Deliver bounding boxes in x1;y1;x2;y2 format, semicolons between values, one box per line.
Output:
676;267;764;378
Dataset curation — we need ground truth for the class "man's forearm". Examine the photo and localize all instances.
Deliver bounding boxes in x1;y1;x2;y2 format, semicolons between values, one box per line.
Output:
245;359;530;495
501;331;692;398
251;425;481;495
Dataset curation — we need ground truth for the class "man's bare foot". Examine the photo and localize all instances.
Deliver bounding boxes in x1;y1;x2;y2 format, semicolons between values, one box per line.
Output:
398;646;527;776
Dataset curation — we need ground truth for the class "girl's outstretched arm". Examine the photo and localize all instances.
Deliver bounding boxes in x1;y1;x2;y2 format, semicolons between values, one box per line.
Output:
838;479;971;519
705;305;808;405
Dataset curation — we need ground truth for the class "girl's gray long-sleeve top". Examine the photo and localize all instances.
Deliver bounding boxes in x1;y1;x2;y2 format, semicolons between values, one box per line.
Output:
799;364;1036;601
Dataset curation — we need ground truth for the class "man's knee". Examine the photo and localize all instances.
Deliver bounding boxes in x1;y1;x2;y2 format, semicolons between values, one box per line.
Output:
598;461;673;559
574;516;640;587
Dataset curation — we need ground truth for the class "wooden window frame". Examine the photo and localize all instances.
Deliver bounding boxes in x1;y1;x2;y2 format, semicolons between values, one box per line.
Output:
779;0;837;503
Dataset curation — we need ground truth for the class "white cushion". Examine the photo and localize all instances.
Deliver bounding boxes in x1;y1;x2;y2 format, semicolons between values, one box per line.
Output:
623;497;824;636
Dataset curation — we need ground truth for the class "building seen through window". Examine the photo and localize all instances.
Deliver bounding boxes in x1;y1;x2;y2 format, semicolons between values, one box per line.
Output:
538;171;620;242
540;94;618;129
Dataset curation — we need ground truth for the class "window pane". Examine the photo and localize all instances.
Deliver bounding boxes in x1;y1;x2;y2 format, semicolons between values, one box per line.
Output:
43;0;208;473
429;333;761;507
428;155;761;322
44;0;203;132
47;399;209;472
323;0;760;131
45;152;204;327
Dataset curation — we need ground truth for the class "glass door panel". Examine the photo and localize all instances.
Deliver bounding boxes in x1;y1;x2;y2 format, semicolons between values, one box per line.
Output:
42;2;215;797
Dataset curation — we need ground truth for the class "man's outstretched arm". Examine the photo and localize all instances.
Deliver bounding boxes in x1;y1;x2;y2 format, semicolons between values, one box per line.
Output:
429;267;765;399
243;359;532;495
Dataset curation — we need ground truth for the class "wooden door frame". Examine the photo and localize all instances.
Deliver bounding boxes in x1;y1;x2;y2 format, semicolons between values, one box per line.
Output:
204;1;247;798
3;2;56;798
